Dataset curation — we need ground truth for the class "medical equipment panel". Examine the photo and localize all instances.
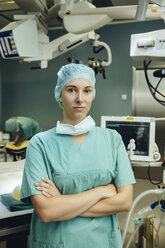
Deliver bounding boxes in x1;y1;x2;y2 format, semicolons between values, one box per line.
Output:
0;18;38;59
130;29;165;61
101;116;160;162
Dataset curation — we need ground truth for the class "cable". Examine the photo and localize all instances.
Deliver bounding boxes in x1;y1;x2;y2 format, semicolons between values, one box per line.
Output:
144;61;165;99
144;60;165;102
144;61;165;98
147;163;163;185
143;60;165;106
153;78;162;98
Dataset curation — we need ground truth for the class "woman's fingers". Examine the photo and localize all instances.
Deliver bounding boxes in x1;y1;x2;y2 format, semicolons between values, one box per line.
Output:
42;191;52;198
102;183;117;199
106;183;117;197
41;177;55;186
35;178;61;197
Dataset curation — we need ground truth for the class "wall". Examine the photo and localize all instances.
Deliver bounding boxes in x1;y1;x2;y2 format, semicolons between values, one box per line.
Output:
0;57;3;130
1;19;165;131
0;65;1;129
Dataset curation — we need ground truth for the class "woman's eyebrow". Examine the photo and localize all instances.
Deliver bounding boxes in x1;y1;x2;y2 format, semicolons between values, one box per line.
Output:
65;85;77;88
65;85;93;89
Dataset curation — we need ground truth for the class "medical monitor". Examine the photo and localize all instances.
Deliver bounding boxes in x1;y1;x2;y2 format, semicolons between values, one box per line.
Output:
101;116;157;162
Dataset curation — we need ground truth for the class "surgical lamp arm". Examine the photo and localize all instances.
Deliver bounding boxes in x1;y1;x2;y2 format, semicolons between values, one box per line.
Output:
92;39;112;67
87;37;112;78
23;31;97;68
136;0;149;20
63;34;112;78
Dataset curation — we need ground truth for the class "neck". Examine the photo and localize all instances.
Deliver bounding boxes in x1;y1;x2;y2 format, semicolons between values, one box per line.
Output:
69;132;88;145
62;116;87;126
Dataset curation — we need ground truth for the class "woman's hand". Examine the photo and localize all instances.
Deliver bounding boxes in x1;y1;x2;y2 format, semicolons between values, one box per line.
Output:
102;183;117;199
35;177;61;198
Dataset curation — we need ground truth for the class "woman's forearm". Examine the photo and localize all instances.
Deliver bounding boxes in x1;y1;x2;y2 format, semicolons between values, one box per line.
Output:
31;186;110;222
14;134;20;144
80;185;133;217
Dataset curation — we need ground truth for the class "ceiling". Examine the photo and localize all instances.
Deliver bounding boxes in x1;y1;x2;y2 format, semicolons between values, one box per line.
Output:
0;0;157;30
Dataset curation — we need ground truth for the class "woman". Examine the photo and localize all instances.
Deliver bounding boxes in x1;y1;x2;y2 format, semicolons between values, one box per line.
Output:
21;63;136;248
5;116;42;144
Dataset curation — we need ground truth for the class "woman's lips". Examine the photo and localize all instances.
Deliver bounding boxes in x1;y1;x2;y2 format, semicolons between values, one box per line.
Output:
73;107;85;110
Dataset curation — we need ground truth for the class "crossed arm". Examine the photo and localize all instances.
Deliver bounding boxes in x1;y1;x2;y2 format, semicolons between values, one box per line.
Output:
31;178;133;223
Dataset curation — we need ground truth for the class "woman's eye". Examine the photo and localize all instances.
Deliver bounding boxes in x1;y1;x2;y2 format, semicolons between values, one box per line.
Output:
84;89;92;93
68;88;75;93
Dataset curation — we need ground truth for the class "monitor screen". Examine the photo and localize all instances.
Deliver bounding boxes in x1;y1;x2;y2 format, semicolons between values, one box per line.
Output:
105;121;149;156
101;116;156;162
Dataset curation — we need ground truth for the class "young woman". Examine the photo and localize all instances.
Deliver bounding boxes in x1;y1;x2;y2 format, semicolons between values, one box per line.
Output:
21;63;135;248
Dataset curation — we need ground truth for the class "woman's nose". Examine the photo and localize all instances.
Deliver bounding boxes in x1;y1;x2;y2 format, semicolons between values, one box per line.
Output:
76;91;83;103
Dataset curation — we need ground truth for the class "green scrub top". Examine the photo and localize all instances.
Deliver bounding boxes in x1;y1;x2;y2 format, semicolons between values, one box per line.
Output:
16;117;42;139
21;126;136;248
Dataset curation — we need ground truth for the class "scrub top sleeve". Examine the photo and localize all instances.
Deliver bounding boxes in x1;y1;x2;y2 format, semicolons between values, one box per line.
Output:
22;121;33;139
21;136;49;203
114;133;136;189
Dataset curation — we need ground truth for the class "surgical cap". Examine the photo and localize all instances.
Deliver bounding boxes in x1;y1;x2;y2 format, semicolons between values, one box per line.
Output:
55;63;96;108
5;118;19;132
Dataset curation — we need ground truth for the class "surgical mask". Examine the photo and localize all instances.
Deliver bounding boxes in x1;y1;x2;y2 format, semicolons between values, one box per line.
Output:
56;116;95;136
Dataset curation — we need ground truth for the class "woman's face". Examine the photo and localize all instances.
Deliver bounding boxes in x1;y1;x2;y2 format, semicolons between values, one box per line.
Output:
60;78;94;125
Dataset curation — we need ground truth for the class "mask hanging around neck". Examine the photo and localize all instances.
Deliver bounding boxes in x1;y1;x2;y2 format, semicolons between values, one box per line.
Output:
56;116;95;136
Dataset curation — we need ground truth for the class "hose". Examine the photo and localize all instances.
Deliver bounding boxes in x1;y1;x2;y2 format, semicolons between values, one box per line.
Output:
125;219;144;248
122;189;165;246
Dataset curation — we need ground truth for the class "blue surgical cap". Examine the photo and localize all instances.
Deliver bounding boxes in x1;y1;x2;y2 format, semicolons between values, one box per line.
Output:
55;63;96;108
5;118;19;132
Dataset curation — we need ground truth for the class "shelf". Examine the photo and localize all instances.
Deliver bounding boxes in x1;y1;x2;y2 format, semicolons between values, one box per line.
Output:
131;161;163;167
